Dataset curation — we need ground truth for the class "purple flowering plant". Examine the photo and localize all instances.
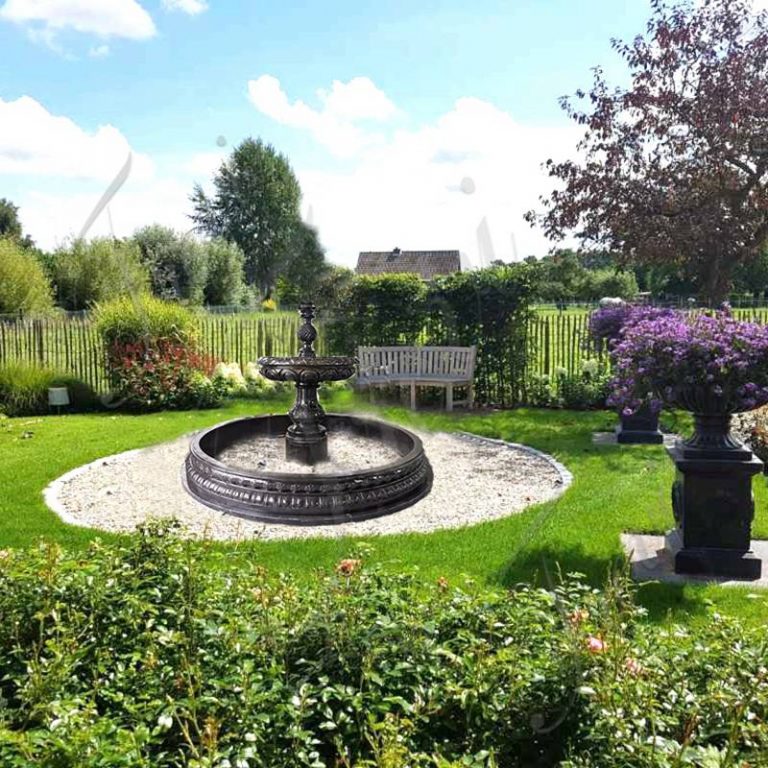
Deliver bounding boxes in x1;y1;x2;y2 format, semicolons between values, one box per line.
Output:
588;304;677;345
608;311;768;416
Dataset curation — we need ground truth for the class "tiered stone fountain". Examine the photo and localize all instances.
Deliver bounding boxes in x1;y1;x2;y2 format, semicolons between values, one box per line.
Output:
184;303;433;525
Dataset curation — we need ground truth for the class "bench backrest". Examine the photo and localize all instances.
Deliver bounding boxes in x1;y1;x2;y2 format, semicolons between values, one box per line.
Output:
358;346;477;379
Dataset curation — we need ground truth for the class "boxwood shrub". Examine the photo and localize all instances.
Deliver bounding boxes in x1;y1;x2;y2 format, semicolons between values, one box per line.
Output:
0;524;766;767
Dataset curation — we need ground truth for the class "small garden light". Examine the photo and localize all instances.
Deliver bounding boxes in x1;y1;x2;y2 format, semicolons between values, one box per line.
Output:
48;386;70;414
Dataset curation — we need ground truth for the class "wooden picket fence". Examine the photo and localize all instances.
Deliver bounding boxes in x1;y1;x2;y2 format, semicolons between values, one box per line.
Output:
0;313;319;396
525;313;597;379
4;308;768;403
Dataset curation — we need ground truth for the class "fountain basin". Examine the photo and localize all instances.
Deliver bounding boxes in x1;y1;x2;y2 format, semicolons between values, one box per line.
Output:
183;413;433;525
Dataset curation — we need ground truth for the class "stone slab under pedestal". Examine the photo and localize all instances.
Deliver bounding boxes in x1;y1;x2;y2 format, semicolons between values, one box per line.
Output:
593;432;678;447
621;533;768;588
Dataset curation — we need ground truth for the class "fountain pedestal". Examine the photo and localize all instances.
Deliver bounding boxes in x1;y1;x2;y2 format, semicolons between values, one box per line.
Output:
286;383;328;464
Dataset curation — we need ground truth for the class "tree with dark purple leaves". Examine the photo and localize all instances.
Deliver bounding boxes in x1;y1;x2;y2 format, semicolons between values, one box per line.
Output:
526;0;768;306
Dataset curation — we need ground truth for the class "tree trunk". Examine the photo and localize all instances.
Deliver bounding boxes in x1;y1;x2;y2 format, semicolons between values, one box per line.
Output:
697;252;732;307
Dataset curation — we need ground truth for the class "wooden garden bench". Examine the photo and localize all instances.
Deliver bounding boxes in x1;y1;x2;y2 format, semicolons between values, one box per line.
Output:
357;345;477;411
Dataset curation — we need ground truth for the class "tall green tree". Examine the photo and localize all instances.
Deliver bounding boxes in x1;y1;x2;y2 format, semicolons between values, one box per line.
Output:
51;238;149;311
0;198;35;248
203;238;246;306
0;238;53;316
189;138;301;297
277;222;329;305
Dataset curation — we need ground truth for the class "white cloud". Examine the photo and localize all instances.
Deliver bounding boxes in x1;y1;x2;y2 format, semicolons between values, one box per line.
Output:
88;43;109;57
294;95;580;267
0;0;156;40
18;177;193;249
7;85;578;265
0;95;153;180
248;75;398;157
181;150;226;178
162;0;208;14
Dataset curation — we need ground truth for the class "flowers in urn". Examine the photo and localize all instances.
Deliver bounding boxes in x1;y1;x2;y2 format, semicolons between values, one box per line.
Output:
589;303;675;443
609;311;768;417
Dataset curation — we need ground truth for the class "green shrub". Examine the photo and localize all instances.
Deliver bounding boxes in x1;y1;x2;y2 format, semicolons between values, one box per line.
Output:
50;237;149;311
203;238;246;306
0;237;53;316
94;293;199;349
0;361;98;415
526;372;559;408
326;273;428;353
0;525;767;767
94;295;219;410
526;361;610;410
133;225;211;305
428;265;533;405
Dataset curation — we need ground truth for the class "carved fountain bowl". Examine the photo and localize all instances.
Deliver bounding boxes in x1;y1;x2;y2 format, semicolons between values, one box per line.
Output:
258;356;358;384
183;413;433;525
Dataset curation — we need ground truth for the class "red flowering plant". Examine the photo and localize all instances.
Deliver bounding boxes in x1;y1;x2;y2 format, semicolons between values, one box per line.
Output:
96;295;226;411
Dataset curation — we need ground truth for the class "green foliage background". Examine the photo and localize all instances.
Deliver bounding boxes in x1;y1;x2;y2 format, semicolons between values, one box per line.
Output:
0;238;53;317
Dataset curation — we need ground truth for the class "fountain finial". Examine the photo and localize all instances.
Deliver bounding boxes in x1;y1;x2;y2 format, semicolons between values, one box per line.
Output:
297;303;317;359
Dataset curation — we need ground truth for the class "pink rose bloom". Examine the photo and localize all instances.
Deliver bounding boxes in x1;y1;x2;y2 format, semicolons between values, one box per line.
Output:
624;657;642;676
586;635;607;653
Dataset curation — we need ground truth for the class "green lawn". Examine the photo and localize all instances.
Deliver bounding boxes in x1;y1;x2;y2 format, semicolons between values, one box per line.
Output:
2;392;767;627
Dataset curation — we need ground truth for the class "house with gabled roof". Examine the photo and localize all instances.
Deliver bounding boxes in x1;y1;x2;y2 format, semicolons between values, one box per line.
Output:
356;247;461;281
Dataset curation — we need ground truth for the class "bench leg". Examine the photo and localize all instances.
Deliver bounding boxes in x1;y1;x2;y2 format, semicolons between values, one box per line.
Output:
468;384;474;409
410;381;417;410
446;383;454;412
369;385;375;404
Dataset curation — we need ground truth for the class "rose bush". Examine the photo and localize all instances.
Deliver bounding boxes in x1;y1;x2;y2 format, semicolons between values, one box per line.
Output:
0;523;766;767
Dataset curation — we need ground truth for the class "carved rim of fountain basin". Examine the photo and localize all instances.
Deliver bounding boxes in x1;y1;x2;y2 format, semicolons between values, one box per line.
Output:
183;413;433;525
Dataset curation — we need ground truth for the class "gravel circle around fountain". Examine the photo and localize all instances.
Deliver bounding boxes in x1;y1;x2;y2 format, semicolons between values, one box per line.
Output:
44;427;572;541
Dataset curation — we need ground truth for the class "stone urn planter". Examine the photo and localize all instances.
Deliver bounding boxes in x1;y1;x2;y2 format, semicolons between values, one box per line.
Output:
615;404;663;444
664;386;763;580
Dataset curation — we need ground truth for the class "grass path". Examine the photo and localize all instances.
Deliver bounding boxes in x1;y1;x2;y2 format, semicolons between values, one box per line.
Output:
1;393;767;626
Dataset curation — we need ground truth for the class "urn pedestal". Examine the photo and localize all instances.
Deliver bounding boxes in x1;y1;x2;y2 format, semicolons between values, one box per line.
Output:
616;407;664;445
666;413;763;580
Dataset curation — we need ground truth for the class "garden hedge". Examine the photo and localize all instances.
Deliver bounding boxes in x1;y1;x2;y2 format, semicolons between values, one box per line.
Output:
325;266;533;406
0;523;765;767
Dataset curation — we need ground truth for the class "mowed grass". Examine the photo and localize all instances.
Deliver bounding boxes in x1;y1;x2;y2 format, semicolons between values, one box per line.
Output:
1;392;767;627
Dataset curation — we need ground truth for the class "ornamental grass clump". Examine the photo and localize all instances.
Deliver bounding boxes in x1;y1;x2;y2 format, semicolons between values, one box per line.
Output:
609;311;768;416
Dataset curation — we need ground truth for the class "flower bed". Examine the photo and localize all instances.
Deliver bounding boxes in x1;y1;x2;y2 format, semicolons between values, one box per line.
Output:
0;524;766;767
95;295;225;410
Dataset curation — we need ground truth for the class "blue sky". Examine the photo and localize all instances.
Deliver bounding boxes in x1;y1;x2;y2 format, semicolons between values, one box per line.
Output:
0;0;655;266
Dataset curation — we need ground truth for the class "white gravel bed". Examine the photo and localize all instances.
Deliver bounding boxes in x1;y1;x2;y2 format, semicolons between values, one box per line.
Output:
45;427;572;541
217;430;401;474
